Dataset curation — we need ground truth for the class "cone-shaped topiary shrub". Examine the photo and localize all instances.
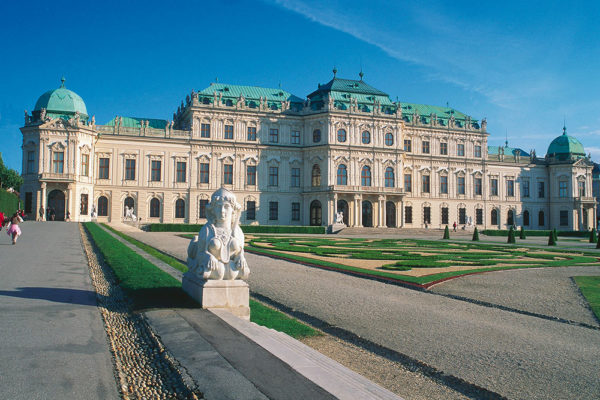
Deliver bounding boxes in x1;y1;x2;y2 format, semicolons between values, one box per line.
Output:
548;231;557;246
589;228;597;244
553;228;558;242
507;226;516;244
443;225;450;239
519;226;526;240
472;227;480;241
597;234;600;249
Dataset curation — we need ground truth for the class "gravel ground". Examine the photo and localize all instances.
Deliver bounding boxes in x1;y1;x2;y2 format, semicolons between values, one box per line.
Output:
126;230;600;400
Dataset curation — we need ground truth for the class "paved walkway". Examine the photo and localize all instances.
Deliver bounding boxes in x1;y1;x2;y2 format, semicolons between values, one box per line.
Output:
0;222;119;400
125;229;600;400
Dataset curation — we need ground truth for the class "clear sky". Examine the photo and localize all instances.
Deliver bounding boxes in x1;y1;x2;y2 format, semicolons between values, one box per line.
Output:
1;0;598;171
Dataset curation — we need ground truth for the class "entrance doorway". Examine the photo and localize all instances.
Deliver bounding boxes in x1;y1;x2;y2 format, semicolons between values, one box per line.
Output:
362;200;373;227
386;201;396;227
47;189;65;221
337;200;349;225
310;200;322;226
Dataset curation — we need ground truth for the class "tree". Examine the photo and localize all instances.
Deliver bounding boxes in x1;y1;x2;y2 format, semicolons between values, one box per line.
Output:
443;225;450;239
589;228;597;244
0;153;23;192
507;226;516;244
519;226;527;240
548;231;557;246
472;227;480;241
597;234;600;249
553;228;558;242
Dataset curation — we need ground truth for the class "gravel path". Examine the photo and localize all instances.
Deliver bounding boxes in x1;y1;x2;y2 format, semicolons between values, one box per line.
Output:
126;230;600;400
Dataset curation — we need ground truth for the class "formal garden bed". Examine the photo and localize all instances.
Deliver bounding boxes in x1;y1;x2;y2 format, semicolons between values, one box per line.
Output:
243;236;600;288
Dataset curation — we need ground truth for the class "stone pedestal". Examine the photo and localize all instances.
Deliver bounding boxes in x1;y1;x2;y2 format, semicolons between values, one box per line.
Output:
328;223;346;234
182;274;250;320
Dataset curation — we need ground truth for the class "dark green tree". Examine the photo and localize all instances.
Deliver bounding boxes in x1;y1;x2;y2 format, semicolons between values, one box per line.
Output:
472;227;480;241
589;228;597;244
548;231;557;246
597;234;600;249
443;225;450;239
0;153;23;191
507;226;516;244
553;228;558;242
519;226;526;240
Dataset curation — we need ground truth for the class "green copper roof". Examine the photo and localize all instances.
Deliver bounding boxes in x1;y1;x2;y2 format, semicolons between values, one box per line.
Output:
198;83;304;106
104;116;168;129
308;77;389;97
547;127;586;158
488;145;529;157
34;78;88;118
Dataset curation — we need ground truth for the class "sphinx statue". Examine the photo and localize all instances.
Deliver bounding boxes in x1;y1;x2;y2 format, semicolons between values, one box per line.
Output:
186;188;249;280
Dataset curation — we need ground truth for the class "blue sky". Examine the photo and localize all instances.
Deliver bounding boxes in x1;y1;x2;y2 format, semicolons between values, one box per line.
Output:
1;0;598;171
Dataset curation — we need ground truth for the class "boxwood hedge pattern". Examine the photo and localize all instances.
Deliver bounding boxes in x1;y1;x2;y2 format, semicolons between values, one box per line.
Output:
149;223;326;234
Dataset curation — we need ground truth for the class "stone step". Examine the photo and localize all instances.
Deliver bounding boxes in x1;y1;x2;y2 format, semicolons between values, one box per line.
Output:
211;309;403;400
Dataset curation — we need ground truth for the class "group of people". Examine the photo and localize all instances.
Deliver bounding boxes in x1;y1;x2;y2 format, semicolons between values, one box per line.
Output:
0;210;24;245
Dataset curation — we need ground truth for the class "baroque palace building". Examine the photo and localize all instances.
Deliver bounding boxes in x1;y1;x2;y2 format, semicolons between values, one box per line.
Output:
20;74;597;230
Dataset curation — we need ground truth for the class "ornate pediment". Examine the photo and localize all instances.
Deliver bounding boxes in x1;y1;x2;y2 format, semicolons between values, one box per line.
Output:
49;141;66;151
80;144;92;154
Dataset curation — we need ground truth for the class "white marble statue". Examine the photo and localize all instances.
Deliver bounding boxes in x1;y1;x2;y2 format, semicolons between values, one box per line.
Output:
186;188;249;280
335;211;344;224
124;206;137;222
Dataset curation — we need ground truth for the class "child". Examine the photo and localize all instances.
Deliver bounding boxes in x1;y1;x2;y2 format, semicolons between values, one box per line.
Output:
6;212;23;244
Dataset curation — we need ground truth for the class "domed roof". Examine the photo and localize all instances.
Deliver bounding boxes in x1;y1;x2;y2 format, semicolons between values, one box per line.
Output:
546;126;585;158
33;78;88;118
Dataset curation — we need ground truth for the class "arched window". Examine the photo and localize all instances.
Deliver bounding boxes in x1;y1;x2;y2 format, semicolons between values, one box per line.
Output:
491;208;498;225
313;129;321;143
523;210;530;226
311;164;321;187
507;209;514;226
385;132;394;146
98;196;108;217
361;131;370;144
310;200;322;226
361;166;371;186
337;164;347;185
150;198;160;218
385;167;395;188
538;211;545;226
175;199;185;219
337;129;347;143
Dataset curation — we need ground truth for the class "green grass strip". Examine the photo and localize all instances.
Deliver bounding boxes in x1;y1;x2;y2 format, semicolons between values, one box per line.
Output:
573;276;600;321
90;223;318;337
102;223;187;273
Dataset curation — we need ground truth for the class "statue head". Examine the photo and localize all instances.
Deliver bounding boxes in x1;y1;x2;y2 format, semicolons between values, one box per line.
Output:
206;188;242;229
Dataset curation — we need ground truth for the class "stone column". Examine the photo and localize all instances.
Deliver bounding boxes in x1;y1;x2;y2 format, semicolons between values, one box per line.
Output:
377;195;385;227
354;194;362;227
41;182;47;220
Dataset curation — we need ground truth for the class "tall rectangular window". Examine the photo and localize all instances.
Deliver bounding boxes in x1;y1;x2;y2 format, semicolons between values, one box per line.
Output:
459;208;467;225
125;159;136;180
27;151;35;174
474;145;482;158
405;206;413;224
422;175;430;193
457;144;465;156
404;174;412;192
199;199;209;218
559;181;568;197
578;181;585;197
199;163;209;183
560;210;568;226
291;202;300;221
81;154;89;177
80;193;88;215
291;130;300;144
201;123;211;138
476;209;483;225
176;161;186;183
269;128;279;143
247;127;256;141
223;164;233;185
423;207;431;224
440;143;448;155
474;177;482;195
99;157;109;179
522;180;530;198
403;139;412;152
491;178;498;196
457;177;465;195
440;176;448;194
422;141;430;154
53;152;64;174
246;165;256;185
224;125;234;139
538;181;545;198
441;207;449;225
151;160;162;181
269;166;279;186
269;201;278;220
291;168;300;187
246;201;256;220
506;179;515;196
25;192;32;214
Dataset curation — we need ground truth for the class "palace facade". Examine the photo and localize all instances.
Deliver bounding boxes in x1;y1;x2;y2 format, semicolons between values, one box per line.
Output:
20;74;597;230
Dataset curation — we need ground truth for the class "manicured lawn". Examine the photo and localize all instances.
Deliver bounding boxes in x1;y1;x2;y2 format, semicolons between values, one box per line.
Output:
573;276;600;321
87;223;319;338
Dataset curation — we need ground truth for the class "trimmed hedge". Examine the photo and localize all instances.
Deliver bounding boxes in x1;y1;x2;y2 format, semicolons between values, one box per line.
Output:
0;189;19;216
482;229;589;238
149;223;326;234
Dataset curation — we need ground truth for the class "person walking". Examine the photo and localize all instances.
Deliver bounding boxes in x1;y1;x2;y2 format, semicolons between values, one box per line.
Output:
453;221;457;232
6;212;23;244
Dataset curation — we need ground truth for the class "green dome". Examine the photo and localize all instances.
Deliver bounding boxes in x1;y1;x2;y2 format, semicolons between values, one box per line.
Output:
546;127;585;159
34;78;88;119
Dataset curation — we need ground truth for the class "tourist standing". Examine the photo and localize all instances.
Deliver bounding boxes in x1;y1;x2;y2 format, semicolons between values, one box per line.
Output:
39;206;45;221
453;221;457;232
